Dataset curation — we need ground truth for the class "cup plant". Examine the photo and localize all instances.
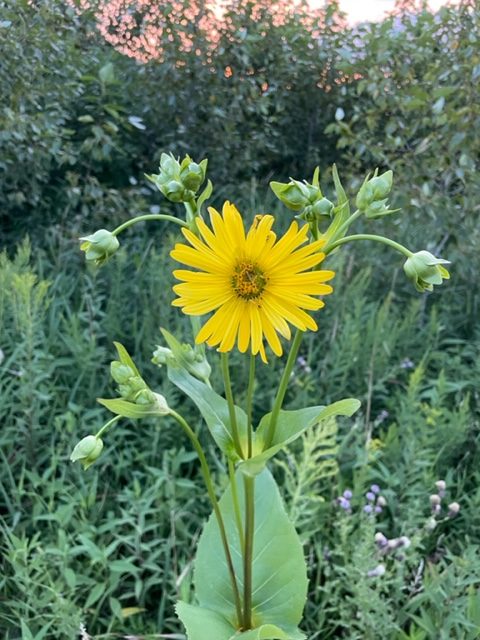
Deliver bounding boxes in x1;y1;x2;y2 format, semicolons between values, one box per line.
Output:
71;153;450;640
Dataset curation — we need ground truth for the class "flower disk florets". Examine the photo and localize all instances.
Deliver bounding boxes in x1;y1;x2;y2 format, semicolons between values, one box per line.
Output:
170;202;335;362
232;262;268;300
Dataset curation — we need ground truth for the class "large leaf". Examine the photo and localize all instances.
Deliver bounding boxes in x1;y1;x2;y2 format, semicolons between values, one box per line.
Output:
194;469;307;635
239;399;360;477
176;602;235;640
175;603;304;640
167;363;247;460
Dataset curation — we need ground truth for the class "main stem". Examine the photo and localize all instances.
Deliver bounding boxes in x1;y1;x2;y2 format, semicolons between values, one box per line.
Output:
246;354;255;458
221;353;244;459
170;410;243;625
264;329;304;449
242;475;255;630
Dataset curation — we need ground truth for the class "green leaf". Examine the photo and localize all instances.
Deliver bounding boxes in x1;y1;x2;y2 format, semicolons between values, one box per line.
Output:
97;397;160;419
235;624;305;639
167;364;247;460
194;469;308;633
176;602;235;640
240;399;360;476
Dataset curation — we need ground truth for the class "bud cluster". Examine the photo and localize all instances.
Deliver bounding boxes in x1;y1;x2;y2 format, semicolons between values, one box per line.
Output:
147;153;207;204
270;172;334;223
355;169;394;218
111;359;156;406
153;329;211;384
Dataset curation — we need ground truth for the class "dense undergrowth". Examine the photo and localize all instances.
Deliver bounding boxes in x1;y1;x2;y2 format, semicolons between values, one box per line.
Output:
1;0;479;638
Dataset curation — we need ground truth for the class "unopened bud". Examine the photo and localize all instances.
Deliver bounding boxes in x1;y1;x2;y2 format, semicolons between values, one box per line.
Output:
403;250;450;293
270;181;310;211
80;229;120;266
374;532;388;548
70;435;104;470
110;361;135;385
311;197;334;218
180;161;205;192
377;496;387;507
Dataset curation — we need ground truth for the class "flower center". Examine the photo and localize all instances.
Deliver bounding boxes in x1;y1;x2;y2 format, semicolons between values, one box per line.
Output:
232;261;267;300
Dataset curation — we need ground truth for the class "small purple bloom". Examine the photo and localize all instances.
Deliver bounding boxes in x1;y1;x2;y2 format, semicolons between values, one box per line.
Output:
375;505;383;514
343;489;353;500
367;564;386;578
364;504;373;514
376;410;389;422
366;491;376;502
338;497;351;510
371;484;380;494
400;358;415;369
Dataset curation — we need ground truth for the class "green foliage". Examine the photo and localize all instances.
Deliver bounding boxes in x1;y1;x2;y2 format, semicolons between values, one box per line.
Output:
183;469;307;639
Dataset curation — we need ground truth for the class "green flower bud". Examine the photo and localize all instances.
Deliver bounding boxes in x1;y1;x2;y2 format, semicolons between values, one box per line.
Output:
80;229;120;266
180;161;205;192
311;197;334;218
134;388;156;405
70;435;104;470
152;346;174;366
403;250;450;293
159;152;180;178
110;361;135;385
356;179;375;211
369;170;393;200
162;180;185;203
270;181;309;211
364;199;391;219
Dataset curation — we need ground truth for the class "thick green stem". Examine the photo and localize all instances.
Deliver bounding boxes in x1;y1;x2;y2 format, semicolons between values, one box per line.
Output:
112;213;187;236
242;475;255;630
229;460;245;554
324;233;412;257
221;353;245;459
324;209;361;250
246;354;255;459
170;410;243;626
264;329;304;449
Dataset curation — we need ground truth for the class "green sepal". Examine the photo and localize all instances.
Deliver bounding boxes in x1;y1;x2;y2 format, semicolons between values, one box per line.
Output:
113;341;141;377
166;363;247;460
239;399;360;477
97;397;168;419
196;179;213;216
320;164;351;246
311;166;320;188
193;469;308;632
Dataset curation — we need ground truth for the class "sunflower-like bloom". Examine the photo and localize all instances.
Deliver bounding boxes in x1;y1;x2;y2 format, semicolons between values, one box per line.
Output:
170;202;334;362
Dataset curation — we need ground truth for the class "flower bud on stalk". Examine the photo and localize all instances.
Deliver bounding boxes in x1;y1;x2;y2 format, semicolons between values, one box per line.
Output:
403;250;450;293
80;229;120;266
70;435;104;470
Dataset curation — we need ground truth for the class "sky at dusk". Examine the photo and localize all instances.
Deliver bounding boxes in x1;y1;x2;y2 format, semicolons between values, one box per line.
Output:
310;0;458;24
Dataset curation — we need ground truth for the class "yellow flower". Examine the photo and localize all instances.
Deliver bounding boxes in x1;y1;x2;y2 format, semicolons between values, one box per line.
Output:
170;202;334;362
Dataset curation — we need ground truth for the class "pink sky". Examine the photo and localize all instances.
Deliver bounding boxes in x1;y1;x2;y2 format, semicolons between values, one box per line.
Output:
310;0;457;23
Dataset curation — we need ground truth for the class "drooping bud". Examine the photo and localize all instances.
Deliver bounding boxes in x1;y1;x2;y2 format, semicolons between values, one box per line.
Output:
70;435;104;470
80;229;120;266
403;251;450;293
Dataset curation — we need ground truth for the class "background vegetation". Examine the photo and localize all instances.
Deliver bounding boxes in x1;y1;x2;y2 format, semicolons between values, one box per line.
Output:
0;0;478;638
